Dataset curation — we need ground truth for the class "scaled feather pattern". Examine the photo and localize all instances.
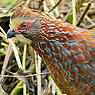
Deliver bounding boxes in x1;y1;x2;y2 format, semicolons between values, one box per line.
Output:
7;8;95;95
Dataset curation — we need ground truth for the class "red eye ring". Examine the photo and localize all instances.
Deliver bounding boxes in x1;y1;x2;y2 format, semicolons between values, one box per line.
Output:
17;22;33;30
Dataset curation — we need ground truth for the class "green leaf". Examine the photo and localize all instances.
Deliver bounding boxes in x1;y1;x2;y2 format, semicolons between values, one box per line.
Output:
0;0;16;4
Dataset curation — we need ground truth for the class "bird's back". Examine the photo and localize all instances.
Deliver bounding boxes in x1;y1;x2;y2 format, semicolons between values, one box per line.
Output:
35;17;95;95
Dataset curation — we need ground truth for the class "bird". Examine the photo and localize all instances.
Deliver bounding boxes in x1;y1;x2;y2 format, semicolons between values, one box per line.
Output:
7;7;95;95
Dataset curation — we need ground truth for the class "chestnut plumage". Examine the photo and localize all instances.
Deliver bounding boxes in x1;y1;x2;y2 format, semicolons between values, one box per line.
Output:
7;8;95;95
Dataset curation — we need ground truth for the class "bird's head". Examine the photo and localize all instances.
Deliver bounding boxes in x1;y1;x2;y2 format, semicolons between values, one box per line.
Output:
7;7;44;44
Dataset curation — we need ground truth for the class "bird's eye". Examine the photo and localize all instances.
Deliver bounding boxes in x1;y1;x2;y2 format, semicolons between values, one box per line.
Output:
22;23;27;28
18;22;33;30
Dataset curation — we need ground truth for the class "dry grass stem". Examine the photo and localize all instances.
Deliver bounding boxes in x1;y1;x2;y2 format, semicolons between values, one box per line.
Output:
85;15;95;24
0;26;7;38
49;0;60;17
77;2;91;26
1;43;13;75
35;51;41;95
0;72;49;78
24;0;31;9
8;39;22;69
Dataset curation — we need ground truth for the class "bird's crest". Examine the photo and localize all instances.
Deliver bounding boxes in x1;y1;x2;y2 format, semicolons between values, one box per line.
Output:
12;7;41;19
10;7;42;30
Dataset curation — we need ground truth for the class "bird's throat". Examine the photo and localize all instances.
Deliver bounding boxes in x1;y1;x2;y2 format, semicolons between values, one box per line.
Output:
15;34;32;44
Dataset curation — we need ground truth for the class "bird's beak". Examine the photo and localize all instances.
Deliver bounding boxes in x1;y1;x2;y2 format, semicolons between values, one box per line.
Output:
7;28;19;38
